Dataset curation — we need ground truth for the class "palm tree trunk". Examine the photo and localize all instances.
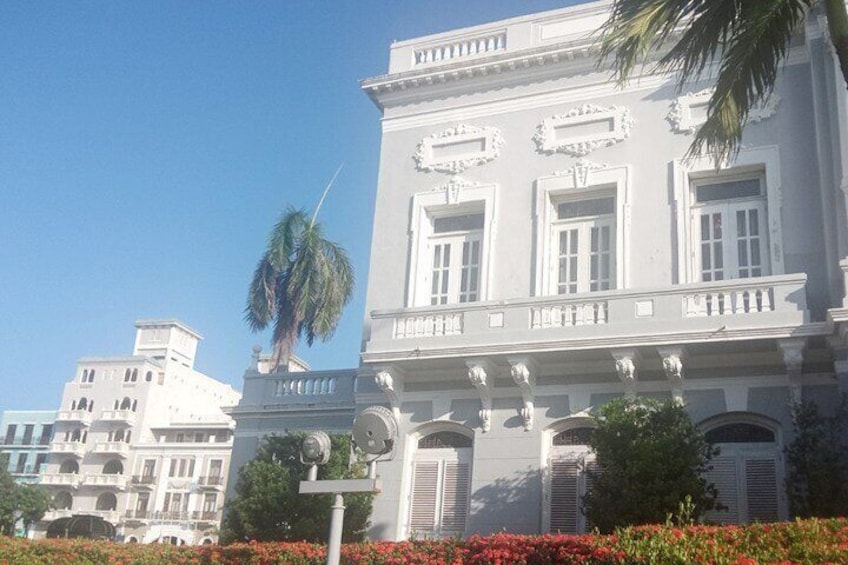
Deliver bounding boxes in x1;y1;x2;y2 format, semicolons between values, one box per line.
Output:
826;0;848;89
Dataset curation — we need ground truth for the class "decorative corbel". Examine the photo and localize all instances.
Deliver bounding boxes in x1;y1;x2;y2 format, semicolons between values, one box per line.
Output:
611;349;638;399
508;357;538;431
466;359;495;432
374;365;404;421
658;347;685;405
778;338;805;405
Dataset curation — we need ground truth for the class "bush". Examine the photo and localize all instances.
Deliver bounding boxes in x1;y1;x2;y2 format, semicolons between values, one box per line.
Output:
2;518;848;564
584;398;717;533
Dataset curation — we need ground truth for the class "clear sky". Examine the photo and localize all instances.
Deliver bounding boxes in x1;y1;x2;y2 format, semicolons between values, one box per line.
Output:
0;0;584;415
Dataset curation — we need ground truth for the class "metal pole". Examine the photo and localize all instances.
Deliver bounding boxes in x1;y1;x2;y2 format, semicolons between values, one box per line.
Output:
326;493;345;565
308;465;318;481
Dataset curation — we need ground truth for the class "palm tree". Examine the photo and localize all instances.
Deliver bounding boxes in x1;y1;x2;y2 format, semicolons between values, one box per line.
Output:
598;0;848;163
245;175;354;371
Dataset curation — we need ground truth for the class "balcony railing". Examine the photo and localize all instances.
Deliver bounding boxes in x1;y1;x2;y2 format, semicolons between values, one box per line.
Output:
364;274;809;361
131;475;156;488
50;441;87;457
86;510;121;523
412;31;507;67
92;441;130;457
125;509;150;521
99;409;136;426
40;473;82;488
197;476;224;488
43;509;73;521
192;510;222;523
81;473;128;489
56;410;93;425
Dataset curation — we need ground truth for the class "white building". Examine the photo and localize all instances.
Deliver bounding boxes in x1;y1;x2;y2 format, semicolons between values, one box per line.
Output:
35;319;241;545
353;0;848;539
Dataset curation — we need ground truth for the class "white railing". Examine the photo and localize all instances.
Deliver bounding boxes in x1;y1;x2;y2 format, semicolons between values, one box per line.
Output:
100;409;136;425
413;32;506;66
86;510;121;523
50;441;86;457
43;509;73;521
82;474;128;489
274;376;338;397
531;300;608;328
93;441;130;457
684;286;773;317
56;410;92;425
394;313;463;338
40;473;82;487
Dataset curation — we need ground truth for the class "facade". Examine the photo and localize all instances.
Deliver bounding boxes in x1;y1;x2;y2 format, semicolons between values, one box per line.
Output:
353;0;848;540
34;320;241;545
226;349;356;501
0;410;55;484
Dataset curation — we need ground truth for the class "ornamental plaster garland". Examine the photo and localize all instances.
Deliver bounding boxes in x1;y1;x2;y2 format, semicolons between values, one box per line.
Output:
414;124;505;174
667;88;780;134
534;104;634;157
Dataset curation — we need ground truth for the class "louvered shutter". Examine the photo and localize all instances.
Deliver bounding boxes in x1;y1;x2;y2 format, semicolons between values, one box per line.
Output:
704;456;740;524
550;459;580;533
582;458;599;531
745;457;779;522
440;462;470;533
409;462;439;532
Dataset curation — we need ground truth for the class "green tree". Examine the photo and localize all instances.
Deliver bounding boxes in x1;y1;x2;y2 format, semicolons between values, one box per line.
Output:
220;434;372;544
599;0;848;163
15;484;52;536
0;457;51;537
245;174;354;371
584;398;717;533
785;397;848;517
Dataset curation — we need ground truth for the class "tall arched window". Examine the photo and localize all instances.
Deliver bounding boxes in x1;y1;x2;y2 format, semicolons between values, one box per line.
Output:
120;397;132;410
124;369;131;382
70;429;82;442
59;459;79;474
546;419;597;534
82;370;88;382
103;459;123;475
77;398;88;411
145;371;153;382
131;368;138;382
54;491;73;510
701;414;783;524
96;492;117;511
408;426;472;537
88;369;95;382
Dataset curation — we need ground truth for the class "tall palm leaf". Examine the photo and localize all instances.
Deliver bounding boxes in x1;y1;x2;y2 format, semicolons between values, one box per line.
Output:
245;207;354;371
598;0;848;163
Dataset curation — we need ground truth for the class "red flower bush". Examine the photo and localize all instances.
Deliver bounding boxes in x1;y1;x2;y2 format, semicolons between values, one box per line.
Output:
1;518;847;564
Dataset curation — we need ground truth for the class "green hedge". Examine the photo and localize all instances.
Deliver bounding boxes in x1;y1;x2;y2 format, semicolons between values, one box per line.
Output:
2;518;846;565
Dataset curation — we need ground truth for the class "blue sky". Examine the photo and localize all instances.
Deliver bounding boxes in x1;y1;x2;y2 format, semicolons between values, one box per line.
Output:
0;0;582;414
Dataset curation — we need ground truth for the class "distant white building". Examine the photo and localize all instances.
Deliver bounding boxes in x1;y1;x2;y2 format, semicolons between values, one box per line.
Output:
34;320;241;545
353;0;848;539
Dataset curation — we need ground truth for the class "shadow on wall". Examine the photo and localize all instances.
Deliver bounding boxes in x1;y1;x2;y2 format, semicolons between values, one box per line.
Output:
471;467;542;535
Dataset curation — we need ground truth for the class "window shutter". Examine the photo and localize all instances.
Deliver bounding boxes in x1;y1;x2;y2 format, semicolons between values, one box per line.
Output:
582;458;599;531
745;457;779;522
440;462;470;533
550;459;580;533
704;456;739;524
409;462;439;532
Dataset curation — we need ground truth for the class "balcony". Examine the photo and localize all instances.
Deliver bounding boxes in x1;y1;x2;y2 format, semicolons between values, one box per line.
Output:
92;441;130;458
50;441;87;458
86;510;121;524
197;476;224;490
99;409;136;426
40;473;82;488
130;475;156;489
192;510;222;523
124;509;150;523
364;274;810;363
81;473;128;489
56;410;93;425
42;509;73;521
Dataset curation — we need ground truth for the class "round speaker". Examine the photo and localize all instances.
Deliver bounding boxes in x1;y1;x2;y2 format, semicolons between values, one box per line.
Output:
352;405;398;455
300;431;331;465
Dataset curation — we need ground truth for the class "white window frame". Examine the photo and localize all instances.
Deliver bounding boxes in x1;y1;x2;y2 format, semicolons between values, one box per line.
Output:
534;166;630;296
408;184;497;307
398;422;475;539
541;418;596;534
550;197;616;294
699;414;786;524
673;146;784;283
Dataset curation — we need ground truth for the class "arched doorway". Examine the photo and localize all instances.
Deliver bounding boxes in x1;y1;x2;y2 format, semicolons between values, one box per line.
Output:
103;460;123;475
53;491;73;510
59;459;79;474
96;492;117;511
545;418;597;533
407;424;473;538
701;414;784;524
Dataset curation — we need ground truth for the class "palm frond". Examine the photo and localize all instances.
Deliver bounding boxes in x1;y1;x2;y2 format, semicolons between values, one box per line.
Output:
243;253;277;332
267;208;308;271
600;0;812;161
